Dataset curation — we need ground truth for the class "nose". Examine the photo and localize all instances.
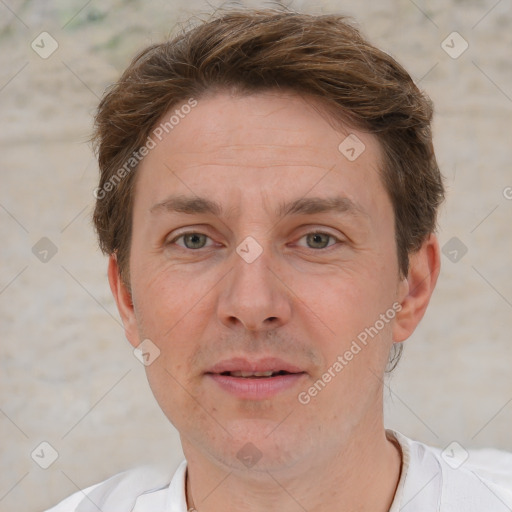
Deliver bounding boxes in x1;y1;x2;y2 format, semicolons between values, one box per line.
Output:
217;244;292;332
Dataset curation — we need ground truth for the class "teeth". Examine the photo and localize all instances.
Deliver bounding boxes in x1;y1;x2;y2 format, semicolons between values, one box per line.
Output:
230;370;275;378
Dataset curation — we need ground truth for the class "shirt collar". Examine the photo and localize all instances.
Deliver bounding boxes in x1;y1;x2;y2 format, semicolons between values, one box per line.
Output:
387;429;443;511
164;460;188;512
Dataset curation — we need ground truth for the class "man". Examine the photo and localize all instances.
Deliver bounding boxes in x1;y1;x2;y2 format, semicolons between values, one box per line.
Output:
47;7;512;511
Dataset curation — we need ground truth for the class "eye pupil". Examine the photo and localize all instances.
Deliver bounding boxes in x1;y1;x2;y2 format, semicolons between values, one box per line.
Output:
184;233;206;249
307;233;330;249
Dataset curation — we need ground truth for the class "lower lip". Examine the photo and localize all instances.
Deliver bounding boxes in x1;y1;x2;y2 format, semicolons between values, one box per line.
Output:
206;373;307;400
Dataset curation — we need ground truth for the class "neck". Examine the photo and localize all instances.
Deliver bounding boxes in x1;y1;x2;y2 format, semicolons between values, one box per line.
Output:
183;423;402;512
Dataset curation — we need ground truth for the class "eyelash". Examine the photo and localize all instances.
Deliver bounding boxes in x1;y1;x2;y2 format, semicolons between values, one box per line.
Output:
167;231;342;251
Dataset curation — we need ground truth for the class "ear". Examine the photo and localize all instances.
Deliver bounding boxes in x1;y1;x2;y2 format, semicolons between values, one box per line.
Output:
108;254;141;348
393;233;441;343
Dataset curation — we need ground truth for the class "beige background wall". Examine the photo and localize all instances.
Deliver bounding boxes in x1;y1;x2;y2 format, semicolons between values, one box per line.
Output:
1;0;511;510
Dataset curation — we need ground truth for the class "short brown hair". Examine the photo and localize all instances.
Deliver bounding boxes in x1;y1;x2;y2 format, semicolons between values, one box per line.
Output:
92;7;444;289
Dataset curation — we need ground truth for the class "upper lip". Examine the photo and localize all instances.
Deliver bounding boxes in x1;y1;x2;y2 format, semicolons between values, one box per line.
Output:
206;357;305;374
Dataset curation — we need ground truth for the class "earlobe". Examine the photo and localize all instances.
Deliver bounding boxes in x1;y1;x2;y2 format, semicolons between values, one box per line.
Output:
107;254;141;348
392;234;441;343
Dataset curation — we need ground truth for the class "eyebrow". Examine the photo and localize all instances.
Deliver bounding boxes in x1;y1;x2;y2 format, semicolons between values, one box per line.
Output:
149;194;366;219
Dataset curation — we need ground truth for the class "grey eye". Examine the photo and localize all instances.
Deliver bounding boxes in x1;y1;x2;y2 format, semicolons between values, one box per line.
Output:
305;233;334;249
179;233;208;249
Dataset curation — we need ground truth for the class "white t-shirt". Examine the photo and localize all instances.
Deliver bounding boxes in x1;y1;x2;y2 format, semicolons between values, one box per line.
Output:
44;429;512;511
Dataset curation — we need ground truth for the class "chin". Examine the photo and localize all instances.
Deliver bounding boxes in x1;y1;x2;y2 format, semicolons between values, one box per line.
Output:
212;417;312;472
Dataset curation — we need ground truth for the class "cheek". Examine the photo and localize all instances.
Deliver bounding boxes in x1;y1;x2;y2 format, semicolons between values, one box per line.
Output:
130;269;214;404
298;266;392;336
132;261;211;336
144;360;208;433
294;263;398;387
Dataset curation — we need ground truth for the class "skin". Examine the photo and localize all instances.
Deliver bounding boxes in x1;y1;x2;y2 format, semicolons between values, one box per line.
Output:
109;90;440;512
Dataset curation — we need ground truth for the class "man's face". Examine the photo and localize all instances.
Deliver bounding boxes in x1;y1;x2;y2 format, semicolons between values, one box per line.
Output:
120;90;409;471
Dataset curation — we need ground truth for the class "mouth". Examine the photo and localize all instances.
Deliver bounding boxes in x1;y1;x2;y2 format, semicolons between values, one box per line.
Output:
217;370;296;378
205;358;307;400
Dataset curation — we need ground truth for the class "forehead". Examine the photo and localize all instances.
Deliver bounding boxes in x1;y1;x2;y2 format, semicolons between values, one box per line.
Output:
134;90;388;217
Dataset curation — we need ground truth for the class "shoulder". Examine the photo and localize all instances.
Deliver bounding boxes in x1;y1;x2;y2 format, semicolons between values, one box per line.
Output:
43;461;186;512
434;441;512;509
391;430;512;510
